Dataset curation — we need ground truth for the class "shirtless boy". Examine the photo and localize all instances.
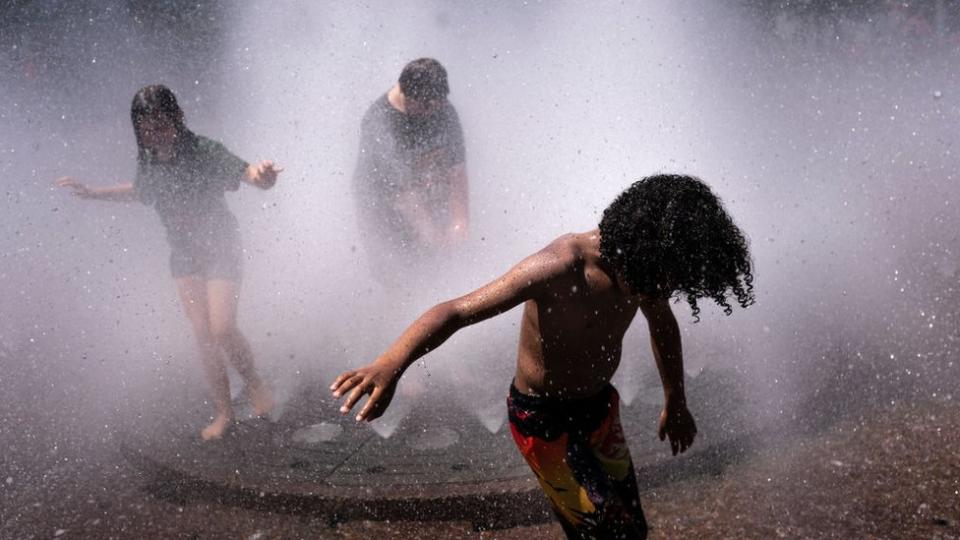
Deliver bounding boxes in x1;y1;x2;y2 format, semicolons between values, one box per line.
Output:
332;174;754;538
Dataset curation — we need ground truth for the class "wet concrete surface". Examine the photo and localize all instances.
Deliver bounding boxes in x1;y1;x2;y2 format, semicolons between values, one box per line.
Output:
3;373;959;539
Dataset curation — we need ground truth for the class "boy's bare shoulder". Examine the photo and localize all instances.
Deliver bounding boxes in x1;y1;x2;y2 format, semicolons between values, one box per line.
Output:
528;233;587;272
542;231;597;259
542;232;578;255
507;233;583;288
518;231;600;286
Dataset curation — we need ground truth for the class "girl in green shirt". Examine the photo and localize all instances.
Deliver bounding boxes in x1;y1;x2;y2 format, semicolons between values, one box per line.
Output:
57;85;281;440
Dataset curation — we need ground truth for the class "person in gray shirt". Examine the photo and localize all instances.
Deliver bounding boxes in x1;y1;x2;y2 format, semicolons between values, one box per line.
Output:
353;58;469;283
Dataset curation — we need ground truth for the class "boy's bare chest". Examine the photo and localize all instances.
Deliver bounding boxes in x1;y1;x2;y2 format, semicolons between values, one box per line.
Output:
533;292;638;342
524;261;639;346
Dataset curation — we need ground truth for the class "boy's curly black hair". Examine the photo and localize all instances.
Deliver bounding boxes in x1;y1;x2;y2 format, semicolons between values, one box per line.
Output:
599;174;755;320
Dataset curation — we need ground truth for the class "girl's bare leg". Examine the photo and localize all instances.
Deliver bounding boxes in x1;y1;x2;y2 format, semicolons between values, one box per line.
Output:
207;279;273;417
176;276;233;440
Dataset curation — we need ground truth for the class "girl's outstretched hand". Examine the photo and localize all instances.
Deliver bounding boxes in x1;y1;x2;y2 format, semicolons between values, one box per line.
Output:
331;362;399;422
250;160;283;189
55;176;94;198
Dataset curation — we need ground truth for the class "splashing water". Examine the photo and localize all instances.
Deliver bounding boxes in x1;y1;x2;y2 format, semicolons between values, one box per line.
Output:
611;358;643;406
368;393;415;439
405;427;460;451
475;402;506;434
291;422;343;444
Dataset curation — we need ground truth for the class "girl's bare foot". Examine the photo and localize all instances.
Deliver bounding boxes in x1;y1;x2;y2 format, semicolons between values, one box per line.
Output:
249;383;274;417
201;413;232;441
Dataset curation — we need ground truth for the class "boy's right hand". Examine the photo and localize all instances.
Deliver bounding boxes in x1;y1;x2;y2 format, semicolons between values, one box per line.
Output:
331;362;399;422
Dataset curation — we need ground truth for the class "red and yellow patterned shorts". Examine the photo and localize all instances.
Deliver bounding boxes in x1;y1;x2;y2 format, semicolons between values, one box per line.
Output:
508;383;647;539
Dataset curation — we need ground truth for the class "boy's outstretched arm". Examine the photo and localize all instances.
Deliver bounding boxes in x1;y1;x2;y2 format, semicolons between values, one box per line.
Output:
332;240;570;422
639;297;697;455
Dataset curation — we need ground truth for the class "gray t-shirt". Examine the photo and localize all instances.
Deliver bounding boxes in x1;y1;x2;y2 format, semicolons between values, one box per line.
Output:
134;134;247;252
353;94;466;246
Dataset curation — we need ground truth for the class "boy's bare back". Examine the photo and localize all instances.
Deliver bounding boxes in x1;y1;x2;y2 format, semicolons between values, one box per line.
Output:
511;230;642;399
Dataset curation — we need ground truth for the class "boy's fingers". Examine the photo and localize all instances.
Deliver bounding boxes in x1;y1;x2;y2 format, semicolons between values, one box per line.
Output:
340;386;363;413
358;388;383;421
331;371;351;389
332;370;360;387
342;380;373;413
331;372;359;395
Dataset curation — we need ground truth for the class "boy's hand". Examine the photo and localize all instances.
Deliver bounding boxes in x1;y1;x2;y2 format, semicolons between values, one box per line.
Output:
658;398;697;455
330;363;399;422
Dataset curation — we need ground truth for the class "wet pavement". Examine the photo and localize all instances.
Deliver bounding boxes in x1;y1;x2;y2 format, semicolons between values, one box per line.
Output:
3;372;959;539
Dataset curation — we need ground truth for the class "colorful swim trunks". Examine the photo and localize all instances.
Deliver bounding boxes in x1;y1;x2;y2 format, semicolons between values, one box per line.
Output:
508;383;646;539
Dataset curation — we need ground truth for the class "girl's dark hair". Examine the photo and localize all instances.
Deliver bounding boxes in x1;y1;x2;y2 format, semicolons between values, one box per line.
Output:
599;174;755;320
130;84;193;163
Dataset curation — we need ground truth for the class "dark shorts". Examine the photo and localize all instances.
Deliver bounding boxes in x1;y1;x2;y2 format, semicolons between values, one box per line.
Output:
169;238;243;280
508;383;647;539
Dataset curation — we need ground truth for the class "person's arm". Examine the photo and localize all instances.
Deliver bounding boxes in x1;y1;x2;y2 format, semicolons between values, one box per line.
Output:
55;177;136;202
243;161;282;190
638;297;697;455
444;163;469;244
331;238;573;421
442;105;469;245
199;137;280;191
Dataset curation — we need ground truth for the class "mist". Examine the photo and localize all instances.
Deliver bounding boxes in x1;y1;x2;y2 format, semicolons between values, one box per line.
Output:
2;0;959;535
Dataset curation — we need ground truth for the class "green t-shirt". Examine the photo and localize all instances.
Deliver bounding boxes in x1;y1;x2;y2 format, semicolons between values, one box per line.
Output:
134;134;248;251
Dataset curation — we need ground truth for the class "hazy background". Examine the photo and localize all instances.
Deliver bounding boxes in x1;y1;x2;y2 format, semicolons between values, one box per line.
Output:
1;0;958;465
